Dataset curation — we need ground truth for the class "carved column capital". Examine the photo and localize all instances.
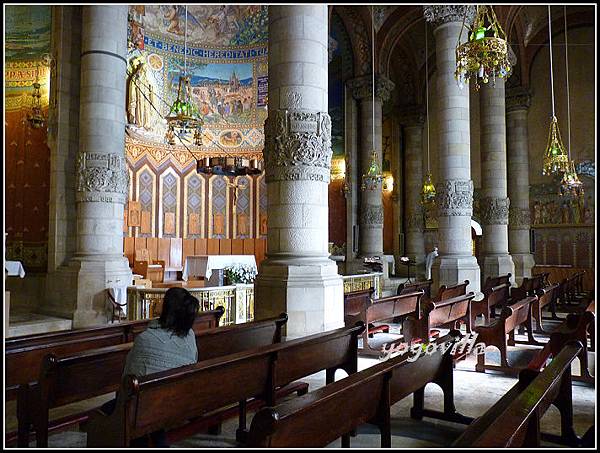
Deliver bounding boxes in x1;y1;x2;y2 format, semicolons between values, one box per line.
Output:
397;105;426;128
361;204;384;227
347;75;395;102
436;179;474;217
480;196;511;225
264;109;332;183
506;86;532;112
509;206;531;229
423;5;475;28
76;152;129;204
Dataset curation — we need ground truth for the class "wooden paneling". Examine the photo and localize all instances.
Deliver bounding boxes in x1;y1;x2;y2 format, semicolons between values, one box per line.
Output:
207;239;220;255
158;238;171;268
140;211;152;234
146;238;159;262
164;212;176;235
128;201;141;227
183;239;195;262
243;238;255;255
232;239;244;255
220;239;232;255
124;237;135;267
134;237;147;252
194;238;207;256
170;238;183;270
255;238;266;265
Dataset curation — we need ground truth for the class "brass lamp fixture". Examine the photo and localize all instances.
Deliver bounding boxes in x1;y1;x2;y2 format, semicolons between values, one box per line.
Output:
165;5;203;147
421;20;436;204
27;63;45;128
542;6;569;176
455;5;511;90
559;6;583;196
361;6;384;192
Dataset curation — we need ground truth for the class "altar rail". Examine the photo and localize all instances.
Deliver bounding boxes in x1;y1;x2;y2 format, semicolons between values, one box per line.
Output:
127;284;255;326
342;273;383;299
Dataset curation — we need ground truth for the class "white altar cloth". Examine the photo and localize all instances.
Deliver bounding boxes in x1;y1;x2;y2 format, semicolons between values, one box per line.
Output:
182;255;257;282
5;261;25;278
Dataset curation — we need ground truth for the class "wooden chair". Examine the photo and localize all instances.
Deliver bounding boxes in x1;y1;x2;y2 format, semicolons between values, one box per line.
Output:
133;259;165;283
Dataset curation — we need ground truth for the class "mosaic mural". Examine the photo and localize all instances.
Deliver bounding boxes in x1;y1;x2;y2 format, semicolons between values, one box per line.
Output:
5;6;51;61
126;5;268;169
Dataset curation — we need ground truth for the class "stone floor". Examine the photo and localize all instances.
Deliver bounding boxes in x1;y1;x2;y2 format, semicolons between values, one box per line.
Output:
7;311;72;338
5;315;595;449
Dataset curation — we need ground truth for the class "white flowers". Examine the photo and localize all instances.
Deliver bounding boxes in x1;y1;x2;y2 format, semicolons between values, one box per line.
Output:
224;264;257;284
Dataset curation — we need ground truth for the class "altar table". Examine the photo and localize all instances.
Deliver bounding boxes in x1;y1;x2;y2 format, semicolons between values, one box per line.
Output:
182;255;257;282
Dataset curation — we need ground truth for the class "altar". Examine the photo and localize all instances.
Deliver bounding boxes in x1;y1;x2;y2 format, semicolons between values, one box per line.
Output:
182;255;258;282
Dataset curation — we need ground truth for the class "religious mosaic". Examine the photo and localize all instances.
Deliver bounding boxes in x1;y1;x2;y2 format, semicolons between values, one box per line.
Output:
126;5;268;169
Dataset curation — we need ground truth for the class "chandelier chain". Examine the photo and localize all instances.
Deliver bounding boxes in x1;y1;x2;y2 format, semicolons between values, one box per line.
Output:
564;6;571;159
425;20;430;174
184;5;188;79
371;5;375;145
548;6;556;118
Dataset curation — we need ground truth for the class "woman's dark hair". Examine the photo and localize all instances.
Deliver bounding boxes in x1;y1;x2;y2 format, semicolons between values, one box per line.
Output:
159;288;200;337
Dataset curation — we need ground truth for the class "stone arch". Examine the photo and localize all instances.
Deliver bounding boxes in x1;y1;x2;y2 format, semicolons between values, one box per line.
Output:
333;6;371;77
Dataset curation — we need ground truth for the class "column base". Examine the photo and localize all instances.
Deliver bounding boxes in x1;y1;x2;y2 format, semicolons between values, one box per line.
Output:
44;257;132;327
254;258;344;339
511;253;536;286
482;254;516;286
432;255;481;296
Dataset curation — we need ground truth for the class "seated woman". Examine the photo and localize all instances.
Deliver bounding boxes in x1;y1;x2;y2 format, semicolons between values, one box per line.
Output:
102;287;200;447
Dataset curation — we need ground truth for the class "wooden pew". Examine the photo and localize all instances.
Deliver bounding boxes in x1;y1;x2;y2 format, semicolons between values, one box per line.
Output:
5;308;224;402
246;332;470;447
14;314;288;447
511;274;546;301
345;291;424;356
343;288;374;325
402;292;475;345
396;279;432;302
531;284;559;334
474;295;539;373
482;273;511;292
433;280;469;303
453;341;585;447
470;283;510;326
85;323;366;447
528;309;595;384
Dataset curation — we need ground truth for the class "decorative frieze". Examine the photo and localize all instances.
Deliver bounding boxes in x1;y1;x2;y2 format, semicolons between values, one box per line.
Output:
506;86;532;112
361;204;384;226
76;152;128;203
436;179;474;217
509;206;531;229
480;196;511;225
264;109;332;183
423;5;475;28
348;75;395;103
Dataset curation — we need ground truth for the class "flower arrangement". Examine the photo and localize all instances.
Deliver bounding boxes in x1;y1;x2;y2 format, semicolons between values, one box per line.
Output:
224;264;257;284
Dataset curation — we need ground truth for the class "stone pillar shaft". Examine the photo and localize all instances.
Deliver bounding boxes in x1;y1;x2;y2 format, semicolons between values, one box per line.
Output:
479;79;515;282
506;88;535;283
399;109;426;269
424;5;480;294
255;5;343;338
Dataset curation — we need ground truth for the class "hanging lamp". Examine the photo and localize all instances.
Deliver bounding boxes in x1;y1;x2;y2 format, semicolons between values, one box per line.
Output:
559;6;584;196
455;5;511;90
361;5;384;191
27;62;45;128
421;21;436;204
542;6;569;176
165;5;203;147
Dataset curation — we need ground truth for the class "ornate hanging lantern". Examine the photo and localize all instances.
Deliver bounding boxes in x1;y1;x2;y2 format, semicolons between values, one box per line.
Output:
165;6;203;147
455;5;511;90
27;62;45;128
421;173;436;204
542;116;569;175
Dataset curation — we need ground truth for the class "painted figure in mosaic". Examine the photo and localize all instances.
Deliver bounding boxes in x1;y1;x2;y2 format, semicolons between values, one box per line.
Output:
126;58;155;130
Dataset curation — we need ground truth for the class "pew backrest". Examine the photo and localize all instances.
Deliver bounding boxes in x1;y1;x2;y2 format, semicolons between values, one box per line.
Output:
343;288;374;322
247;332;460;447
86;323;365;446
5;308;224;400
424;292;475;330
434;280;469;302
365;291;423;325
483;274;511;293
397;280;432;302
501;296;537;335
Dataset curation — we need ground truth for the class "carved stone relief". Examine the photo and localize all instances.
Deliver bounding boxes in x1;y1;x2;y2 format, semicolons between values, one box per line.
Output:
423;5;476;28
76;152;129;203
509;206;531;229
436;179;474;217
480;196;510;225
361;204;384;226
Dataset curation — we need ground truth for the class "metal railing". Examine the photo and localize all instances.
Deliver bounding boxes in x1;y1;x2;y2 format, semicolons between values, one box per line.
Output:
342;272;383;299
126;284;255;326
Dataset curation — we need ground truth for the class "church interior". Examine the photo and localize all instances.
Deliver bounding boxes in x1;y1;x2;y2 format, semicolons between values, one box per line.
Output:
3;3;597;449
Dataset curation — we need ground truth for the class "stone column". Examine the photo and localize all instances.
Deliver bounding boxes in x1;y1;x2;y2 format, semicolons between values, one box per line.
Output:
479;79;515;283
398;107;426;273
254;5;343;339
424;5;480;294
347;75;394;258
46;6;131;327
506;87;535;284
